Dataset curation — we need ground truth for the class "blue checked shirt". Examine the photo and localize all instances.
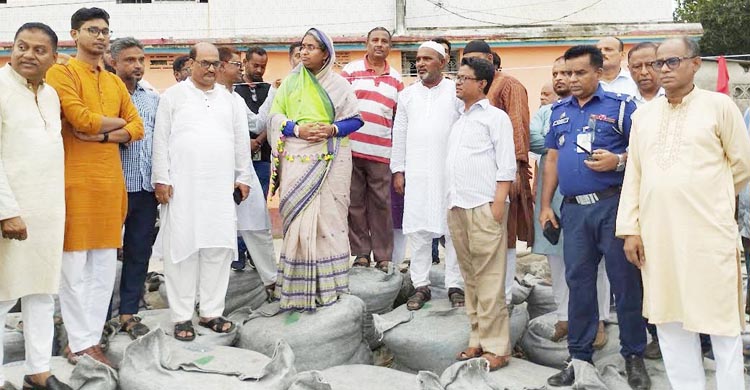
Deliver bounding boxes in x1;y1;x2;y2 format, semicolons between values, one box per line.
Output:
121;82;159;192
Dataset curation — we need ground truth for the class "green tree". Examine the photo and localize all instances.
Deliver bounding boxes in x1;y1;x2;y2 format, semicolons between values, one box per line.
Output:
674;0;750;55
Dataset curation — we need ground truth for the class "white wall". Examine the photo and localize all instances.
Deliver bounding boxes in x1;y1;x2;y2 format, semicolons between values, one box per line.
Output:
405;0;674;28
0;0;673;43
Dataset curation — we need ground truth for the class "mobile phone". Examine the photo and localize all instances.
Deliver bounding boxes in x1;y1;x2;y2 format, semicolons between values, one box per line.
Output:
233;187;243;205
543;219;561;245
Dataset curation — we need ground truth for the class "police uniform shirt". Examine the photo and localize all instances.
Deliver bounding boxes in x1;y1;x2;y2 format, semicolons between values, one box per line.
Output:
544;85;636;197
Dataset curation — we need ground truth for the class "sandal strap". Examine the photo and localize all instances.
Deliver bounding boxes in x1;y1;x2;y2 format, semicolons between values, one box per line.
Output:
200;317;235;332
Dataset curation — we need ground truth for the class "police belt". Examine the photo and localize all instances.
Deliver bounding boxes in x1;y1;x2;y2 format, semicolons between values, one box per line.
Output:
563;186;621;205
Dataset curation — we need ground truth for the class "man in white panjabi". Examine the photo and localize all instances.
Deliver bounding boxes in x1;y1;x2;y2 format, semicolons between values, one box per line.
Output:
617;37;750;390
391;40;464;310
0;23;73;390
216;45;277;292
152;42;252;342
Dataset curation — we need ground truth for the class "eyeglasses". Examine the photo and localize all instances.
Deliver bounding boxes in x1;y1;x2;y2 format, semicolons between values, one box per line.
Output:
225;61;242;67
455;75;479;83
651;56;697;72
301;44;322;52
81;27;111;37
196;60;222;69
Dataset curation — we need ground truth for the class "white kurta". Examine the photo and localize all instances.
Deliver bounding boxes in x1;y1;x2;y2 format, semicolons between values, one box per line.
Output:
390;79;459;235
616;87;750;336
151;80;252;264
233;92;271;231
0;65;65;301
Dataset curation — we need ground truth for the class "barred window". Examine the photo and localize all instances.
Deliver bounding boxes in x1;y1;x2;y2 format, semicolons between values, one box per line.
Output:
401;50;459;77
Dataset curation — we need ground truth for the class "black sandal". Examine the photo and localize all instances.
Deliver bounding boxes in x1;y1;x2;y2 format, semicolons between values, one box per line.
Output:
174;320;196;342
198;316;236;334
352;256;370;267
406;286;431;311
374;260;390;273
265;283;276;303
448;287;465;308
120;316;150;340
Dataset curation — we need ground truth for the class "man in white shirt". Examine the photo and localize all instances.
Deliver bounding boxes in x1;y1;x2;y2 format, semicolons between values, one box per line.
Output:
152;42;253;341
627;42;665;107
391;41;464;310
597;36;638;96
447;56;516;371
0;22;72;390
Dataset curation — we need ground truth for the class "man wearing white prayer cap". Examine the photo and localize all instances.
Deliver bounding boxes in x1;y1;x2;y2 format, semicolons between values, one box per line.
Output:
391;40;465;310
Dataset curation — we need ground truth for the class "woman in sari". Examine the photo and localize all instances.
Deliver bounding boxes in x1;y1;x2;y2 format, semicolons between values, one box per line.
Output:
268;28;363;312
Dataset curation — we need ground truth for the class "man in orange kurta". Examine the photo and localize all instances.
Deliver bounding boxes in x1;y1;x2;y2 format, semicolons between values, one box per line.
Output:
462;40;534;306
46;7;143;367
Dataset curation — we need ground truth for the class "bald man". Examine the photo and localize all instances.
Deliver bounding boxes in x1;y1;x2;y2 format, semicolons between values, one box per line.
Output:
596;36;638;96
152;42;253;341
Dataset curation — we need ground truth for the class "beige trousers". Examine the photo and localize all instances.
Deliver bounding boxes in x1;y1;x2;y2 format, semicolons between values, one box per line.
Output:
448;203;510;356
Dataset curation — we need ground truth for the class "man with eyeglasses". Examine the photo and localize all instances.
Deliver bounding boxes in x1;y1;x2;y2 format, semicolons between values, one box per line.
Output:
462;39;534;315
627;42;664;108
447;56;516;371
152;42;252;342
540;45;649;389
216;45;277;297
617;37;750;390
46;7;144;368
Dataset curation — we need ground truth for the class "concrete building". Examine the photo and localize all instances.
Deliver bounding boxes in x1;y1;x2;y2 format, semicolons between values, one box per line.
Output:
0;0;701;108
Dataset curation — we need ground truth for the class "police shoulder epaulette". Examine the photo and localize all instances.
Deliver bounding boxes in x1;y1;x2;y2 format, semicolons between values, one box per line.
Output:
551;95;572;110
604;91;634;102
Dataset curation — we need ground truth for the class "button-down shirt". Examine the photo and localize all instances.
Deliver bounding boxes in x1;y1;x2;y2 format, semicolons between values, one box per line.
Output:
599;67;638;97
446;98;516;209
121;81;159;192
545;85;636;196
632;87;665;107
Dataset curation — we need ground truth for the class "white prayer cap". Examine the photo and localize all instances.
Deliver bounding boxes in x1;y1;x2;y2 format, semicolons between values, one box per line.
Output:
419;41;446;58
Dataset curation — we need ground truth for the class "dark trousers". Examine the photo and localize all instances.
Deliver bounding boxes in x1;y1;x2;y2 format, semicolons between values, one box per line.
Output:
253;160;271;199
561;194;646;362
348;157;393;262
119;190;158;315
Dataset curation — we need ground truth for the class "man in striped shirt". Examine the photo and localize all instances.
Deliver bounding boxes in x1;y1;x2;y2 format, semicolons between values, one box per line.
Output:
111;37;159;340
342;27;404;272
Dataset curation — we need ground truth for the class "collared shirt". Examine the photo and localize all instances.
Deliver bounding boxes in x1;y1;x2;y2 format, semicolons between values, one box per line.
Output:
545;85;636;196
446;98;516;209
632;87;665;107
599;67;638;97
342;56;404;163
121;81;159;192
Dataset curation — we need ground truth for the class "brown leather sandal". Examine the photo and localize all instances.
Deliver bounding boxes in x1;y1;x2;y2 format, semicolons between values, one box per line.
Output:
448;287;465;308
406;286;431;311
481;352;510;371
352;256;370;267
374;260;390;273
456;346;483;361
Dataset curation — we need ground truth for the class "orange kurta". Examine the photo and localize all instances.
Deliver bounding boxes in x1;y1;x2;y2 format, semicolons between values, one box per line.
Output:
46;58;144;251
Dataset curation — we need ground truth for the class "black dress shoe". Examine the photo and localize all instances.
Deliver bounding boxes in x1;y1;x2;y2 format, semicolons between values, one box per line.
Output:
22;375;73;390
625;355;651;390
547;359;575;387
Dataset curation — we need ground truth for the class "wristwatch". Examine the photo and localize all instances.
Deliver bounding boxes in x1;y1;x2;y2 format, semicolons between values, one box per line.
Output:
99;133;109;143
615;153;625;172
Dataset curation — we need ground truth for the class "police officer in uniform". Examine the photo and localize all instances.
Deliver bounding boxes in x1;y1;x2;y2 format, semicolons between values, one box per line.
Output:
539;45;650;389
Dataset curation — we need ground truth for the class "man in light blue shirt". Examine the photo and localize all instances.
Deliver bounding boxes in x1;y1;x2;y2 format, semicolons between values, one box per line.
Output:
597;37;638;97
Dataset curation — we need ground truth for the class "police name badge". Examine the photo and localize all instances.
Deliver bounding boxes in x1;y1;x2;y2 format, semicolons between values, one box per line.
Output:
552;116;569;127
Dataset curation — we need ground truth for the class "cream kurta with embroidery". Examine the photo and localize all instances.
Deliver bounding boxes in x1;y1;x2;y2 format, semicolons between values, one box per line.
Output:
0;64;65;301
616;87;750;336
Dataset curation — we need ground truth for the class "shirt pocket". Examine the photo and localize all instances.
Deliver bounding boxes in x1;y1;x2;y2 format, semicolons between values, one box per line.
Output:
592;118;622;149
